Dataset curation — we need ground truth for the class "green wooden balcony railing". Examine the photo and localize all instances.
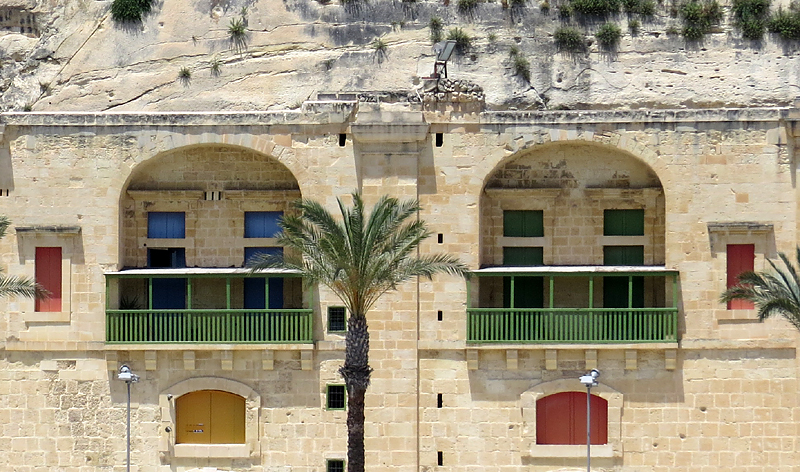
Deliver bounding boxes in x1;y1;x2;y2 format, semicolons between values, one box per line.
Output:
106;308;313;343
105;268;312;344
467;266;680;344
467;308;677;343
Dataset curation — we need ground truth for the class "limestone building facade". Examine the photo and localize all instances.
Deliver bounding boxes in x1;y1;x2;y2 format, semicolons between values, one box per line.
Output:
1;100;799;472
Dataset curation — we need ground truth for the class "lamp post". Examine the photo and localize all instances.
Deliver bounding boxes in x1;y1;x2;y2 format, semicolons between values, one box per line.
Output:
579;369;600;472
118;365;139;472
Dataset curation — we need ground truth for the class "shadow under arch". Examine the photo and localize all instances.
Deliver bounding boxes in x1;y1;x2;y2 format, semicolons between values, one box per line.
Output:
475;135;670;195
117;143;303;270
477;139;667;268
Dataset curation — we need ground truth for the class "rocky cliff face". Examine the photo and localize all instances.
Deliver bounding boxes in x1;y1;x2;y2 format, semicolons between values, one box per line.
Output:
0;0;798;112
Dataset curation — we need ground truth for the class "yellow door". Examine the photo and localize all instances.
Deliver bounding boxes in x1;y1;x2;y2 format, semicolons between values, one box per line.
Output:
210;390;246;444
176;390;245;444
176;391;211;444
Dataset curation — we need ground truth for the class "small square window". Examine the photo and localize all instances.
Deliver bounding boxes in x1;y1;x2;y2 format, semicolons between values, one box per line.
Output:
327;385;346;410
328;307;347;332
327;459;345;472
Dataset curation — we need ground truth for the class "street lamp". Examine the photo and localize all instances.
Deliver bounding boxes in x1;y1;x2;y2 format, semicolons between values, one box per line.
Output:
118;365;139;472
579;369;600;472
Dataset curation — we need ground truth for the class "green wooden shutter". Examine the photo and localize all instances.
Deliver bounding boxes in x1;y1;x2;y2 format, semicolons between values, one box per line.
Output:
604;209;644;236
503;247;544;266
504;210;544;237
603;246;644;265
603;246;644;308
502;247;544;308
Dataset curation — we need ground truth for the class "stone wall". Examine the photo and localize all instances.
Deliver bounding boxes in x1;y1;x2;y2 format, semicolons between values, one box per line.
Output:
0;104;798;471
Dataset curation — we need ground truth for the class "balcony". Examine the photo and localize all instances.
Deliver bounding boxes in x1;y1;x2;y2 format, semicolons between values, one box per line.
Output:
105;268;312;344
467;266;679;344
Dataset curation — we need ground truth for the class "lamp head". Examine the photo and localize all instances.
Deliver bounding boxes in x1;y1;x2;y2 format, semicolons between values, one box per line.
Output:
118;364;139;383
579;369;600;387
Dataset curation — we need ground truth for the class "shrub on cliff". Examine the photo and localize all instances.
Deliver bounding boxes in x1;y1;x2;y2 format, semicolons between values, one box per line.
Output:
768;3;800;40
111;0;154;23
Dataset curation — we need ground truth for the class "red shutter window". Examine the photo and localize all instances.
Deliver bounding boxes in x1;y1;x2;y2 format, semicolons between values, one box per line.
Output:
727;244;755;310
536;391;608;445
35;247;62;312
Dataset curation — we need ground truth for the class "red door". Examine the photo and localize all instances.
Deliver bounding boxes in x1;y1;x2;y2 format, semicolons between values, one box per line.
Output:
536;391;608;445
35;247;62;312
727;244;755;310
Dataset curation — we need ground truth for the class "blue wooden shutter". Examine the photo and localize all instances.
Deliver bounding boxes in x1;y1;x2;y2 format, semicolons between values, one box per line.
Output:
148;212;186;238
244;212;283;238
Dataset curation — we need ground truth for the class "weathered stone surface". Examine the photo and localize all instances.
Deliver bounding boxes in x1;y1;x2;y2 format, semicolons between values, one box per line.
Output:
1;0;800;112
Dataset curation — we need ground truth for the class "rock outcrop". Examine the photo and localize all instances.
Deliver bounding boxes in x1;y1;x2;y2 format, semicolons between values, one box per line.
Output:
0;0;798;111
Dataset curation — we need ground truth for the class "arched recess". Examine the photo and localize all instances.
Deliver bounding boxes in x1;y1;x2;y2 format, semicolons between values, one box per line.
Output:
521;379;623;458
109;144;305;321
119;143;301;269
473;141;671;326
160;377;260;459
480;141;665;267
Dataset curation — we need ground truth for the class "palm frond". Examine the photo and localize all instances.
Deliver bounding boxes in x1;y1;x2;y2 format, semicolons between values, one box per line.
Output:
0;216;9;240
720;247;800;331
0;216;50;303
249;192;468;317
0;274;49;300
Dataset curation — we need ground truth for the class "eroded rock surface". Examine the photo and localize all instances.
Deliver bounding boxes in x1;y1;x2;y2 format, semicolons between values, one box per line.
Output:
0;0;798;111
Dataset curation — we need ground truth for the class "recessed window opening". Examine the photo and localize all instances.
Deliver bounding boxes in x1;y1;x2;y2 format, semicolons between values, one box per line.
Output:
435;133;444;147
437;393;443;408
437;451;443;466
327;385;346;410
437;310;443;321
437;233;443;244
328;306;347;332
327;459;345;472
147;248;186;268
339;133;347;147
244;247;284;309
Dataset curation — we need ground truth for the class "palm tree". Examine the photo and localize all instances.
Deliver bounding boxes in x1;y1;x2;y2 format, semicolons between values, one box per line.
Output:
0;216;48;300
249;193;468;472
720;247;800;331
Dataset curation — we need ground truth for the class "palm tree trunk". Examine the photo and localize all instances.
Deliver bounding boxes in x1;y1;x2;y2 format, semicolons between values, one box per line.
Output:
340;314;372;472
